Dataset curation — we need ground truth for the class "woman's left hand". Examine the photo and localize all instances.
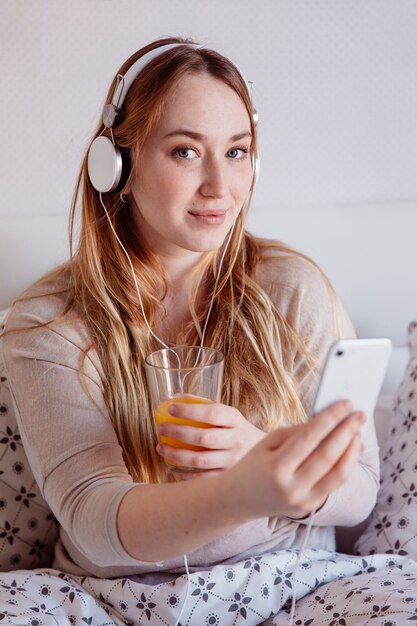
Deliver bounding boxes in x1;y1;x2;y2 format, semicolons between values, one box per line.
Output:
156;402;266;474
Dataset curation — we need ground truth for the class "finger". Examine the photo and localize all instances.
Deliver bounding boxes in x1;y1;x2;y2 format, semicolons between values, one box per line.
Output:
309;432;363;502
156;443;234;471
167;402;237;427
158;422;234;450
268;401;356;473
295;412;364;485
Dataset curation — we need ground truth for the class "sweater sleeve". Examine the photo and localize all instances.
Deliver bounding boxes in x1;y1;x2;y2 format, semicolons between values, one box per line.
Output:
257;251;380;527
1;302;148;569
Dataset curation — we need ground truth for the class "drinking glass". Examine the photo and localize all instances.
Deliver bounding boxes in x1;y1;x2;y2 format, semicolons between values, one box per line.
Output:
145;346;224;472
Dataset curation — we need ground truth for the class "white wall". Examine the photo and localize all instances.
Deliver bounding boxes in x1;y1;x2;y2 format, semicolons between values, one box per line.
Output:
1;1;417;357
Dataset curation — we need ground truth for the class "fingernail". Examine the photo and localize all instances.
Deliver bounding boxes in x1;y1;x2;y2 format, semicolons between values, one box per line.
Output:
358;412;367;423
168;404;178;416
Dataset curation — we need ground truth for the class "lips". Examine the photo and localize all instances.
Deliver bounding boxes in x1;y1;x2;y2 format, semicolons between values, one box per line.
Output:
188;209;227;225
188;209;227;217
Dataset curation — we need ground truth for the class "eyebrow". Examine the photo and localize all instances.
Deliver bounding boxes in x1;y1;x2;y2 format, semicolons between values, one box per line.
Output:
163;129;252;141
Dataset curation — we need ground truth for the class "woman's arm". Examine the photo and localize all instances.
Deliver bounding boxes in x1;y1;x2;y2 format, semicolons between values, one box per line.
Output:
117;401;364;562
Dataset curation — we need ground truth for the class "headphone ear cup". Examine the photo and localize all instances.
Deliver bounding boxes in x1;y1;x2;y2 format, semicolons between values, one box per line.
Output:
87;136;127;193
116;147;131;194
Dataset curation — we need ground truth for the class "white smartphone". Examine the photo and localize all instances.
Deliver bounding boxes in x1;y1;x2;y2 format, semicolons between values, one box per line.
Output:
312;338;392;431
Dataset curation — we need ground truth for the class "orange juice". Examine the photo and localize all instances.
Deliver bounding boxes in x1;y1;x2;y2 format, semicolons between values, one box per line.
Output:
155;395;213;451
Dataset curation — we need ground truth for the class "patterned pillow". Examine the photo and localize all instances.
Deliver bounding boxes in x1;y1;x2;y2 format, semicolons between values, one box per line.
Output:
0;310;60;571
355;319;417;558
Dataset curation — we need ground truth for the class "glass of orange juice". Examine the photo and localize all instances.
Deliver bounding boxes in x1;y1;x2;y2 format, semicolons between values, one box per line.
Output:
145;346;224;472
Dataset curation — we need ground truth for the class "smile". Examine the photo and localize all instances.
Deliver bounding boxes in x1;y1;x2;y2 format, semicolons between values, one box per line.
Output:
188;210;227;225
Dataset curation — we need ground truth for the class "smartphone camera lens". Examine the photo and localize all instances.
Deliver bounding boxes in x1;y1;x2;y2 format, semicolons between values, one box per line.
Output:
336;350;344;357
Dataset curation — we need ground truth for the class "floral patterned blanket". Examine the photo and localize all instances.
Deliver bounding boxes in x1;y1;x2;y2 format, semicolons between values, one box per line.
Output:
0;548;416;625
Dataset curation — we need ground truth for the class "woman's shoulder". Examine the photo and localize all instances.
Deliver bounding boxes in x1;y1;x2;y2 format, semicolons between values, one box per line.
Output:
2;263;93;359
250;236;355;338
251;236;329;297
4;264;74;331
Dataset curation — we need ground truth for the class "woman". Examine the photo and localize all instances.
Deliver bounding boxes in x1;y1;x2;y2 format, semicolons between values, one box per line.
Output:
1;36;416;626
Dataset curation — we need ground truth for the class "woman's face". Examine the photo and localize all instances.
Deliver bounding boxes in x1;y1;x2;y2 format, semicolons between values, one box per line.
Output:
129;72;253;258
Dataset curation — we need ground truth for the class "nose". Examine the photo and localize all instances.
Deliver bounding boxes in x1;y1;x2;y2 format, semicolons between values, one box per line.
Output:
199;157;228;199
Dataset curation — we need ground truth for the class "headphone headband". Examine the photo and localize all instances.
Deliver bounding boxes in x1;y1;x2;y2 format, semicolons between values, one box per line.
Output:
88;41;259;193
112;44;202;110
102;42;256;128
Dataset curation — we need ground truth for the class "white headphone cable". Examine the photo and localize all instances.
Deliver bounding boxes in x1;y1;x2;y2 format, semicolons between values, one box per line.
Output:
287;508;317;626
99;192;170;350
98;191;235;625
98;192;235;352
189;220;235;372
174;553;191;626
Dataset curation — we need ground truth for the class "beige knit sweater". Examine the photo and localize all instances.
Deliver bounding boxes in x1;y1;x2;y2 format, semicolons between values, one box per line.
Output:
1;248;379;580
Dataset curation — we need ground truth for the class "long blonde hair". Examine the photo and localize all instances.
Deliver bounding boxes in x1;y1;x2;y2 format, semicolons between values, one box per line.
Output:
7;38;337;483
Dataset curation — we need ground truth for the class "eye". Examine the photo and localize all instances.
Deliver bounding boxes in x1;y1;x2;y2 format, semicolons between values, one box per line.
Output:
227;147;249;160
173;146;198;160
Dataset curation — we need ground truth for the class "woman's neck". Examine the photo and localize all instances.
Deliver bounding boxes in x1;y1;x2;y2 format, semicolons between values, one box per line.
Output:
158;249;206;290
154;251;211;344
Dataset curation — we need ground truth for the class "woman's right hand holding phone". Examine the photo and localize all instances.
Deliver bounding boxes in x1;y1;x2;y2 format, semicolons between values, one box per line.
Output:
223;400;366;522
117;400;365;563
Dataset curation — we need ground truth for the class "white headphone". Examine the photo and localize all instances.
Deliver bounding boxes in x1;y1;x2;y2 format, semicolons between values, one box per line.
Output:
87;42;260;194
